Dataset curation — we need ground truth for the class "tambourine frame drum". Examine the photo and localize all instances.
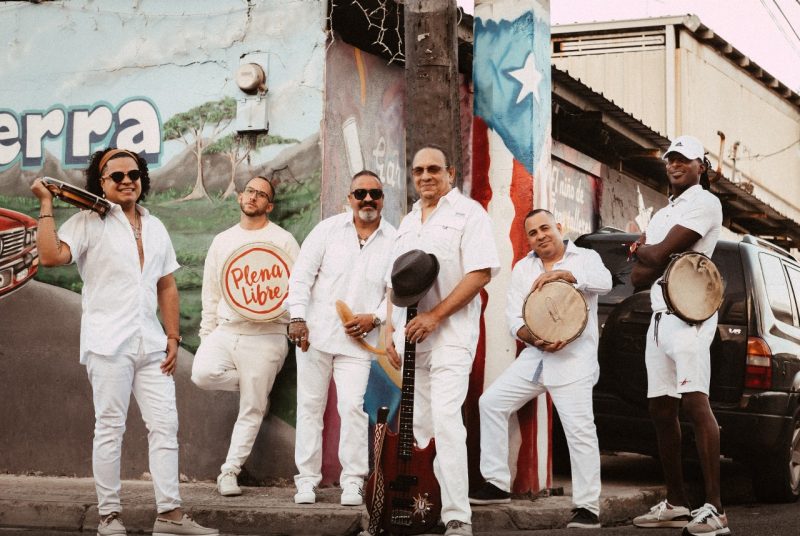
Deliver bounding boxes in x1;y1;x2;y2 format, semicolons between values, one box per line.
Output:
658;251;724;325
42;176;111;217
220;242;292;322
522;280;588;345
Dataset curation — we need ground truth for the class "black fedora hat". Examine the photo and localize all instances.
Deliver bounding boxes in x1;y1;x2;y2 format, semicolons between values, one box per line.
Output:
390;249;439;307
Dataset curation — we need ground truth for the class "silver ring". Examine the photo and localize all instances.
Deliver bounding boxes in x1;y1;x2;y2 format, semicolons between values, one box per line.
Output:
300;336;306;340
360;332;367;338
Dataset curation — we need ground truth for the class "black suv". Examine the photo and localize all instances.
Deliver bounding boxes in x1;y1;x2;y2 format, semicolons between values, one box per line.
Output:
574;229;800;503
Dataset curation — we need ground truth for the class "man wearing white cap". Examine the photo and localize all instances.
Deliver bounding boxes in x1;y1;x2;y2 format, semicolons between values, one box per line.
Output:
629;135;728;536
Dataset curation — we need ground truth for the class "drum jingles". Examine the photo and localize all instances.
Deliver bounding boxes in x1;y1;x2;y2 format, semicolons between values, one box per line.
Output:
658;251;724;324
522;280;588;345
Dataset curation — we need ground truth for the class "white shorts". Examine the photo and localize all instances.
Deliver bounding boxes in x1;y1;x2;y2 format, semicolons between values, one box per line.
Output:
645;312;717;398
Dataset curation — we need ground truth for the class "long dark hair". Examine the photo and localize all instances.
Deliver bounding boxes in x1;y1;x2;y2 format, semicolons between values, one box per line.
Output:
699;155;712;190
85;148;151;202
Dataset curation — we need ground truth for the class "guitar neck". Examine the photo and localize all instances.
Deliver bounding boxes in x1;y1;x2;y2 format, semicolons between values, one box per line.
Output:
398;304;417;459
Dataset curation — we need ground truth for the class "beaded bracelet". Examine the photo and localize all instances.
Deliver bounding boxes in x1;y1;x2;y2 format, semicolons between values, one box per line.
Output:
289;318;306;323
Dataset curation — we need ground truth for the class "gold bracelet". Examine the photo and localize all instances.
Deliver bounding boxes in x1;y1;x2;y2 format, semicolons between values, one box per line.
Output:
38;214;54;219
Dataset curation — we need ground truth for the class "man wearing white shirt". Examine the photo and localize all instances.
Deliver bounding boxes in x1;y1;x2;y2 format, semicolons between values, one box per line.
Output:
630;135;727;536
468;209;611;530
286;170;397;506
191;176;300;497
385;145;500;536
31;148;217;536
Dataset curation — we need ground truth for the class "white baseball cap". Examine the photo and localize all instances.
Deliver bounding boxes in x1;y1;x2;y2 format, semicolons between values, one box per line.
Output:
662;135;705;161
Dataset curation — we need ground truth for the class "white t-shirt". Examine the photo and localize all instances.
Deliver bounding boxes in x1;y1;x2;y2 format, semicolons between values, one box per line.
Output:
59;204;180;364
645;184;723;312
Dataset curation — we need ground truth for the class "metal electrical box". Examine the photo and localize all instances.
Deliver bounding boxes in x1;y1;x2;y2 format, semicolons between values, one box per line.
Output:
236;96;269;133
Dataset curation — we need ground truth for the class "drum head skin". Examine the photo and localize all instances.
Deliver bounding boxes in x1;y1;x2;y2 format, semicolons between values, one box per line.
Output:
661;252;724;324
523;280;589;345
221;242;292;322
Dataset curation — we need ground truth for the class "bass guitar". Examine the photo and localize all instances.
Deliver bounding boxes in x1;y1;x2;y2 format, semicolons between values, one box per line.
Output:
364;304;441;535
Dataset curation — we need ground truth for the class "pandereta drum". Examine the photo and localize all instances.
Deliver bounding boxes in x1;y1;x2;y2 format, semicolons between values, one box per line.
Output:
522;280;588;345
658;251;724;324
220;242;292;322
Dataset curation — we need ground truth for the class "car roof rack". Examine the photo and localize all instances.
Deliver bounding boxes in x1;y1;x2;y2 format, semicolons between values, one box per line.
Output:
740;235;797;261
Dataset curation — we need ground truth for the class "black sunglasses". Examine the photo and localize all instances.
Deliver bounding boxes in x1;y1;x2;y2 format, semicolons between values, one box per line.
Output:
104;170;142;183
350;188;384;200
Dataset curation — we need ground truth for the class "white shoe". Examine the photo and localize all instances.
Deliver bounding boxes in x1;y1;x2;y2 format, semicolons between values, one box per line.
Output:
97;512;127;535
340;482;363;506
216;471;241;497
294;481;316;504
633;499;692;528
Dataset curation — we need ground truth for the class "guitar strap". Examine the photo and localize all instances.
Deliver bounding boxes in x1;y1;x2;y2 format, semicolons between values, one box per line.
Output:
367;416;388;535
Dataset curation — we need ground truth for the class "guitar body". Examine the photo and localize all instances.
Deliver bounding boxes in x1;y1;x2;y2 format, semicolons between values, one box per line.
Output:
365;429;441;535
363;304;441;535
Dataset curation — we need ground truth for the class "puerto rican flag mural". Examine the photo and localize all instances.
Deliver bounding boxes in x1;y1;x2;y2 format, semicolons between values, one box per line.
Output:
468;0;552;494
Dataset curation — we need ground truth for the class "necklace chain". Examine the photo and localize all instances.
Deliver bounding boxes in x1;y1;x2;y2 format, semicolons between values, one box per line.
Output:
130;212;141;240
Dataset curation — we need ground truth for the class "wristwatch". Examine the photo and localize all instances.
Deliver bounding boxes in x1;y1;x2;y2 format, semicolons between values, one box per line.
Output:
372;316;382;328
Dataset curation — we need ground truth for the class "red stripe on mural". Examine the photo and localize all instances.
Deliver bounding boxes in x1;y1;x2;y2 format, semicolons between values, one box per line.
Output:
510;159;533;265
465;116;491;490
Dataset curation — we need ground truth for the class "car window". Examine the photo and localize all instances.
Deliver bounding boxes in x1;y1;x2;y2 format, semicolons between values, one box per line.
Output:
785;265;800;327
575;237;634;305
712;246;746;325
759;253;796;326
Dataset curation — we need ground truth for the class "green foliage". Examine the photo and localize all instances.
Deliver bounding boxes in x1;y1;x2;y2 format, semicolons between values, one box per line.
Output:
162;97;237;140
271;171;322;243
206;132;300;155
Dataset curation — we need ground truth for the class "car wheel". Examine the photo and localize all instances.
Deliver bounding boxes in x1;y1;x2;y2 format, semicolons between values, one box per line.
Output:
751;410;800;503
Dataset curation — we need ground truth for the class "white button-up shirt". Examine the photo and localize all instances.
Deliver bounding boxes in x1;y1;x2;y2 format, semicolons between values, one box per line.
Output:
389;188;500;354
507;241;612;386
286;212;397;359
59;204;180;364
645;185;722;312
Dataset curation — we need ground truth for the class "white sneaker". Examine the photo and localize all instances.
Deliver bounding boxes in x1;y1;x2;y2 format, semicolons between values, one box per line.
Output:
633;500;692;528
682;503;730;535
294;481;316;504
216;471;241;497
340;482;363;506
97;512;127;535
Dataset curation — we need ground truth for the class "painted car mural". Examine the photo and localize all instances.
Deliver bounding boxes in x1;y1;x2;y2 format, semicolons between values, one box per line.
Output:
0;208;38;298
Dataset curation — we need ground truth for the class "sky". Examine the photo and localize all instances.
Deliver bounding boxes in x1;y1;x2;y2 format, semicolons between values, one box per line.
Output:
459;0;800;92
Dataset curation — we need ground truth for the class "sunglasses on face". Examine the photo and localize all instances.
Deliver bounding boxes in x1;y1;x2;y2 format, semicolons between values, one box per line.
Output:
350;188;384;200
104;170;142;183
411;165;446;177
244;187;272;202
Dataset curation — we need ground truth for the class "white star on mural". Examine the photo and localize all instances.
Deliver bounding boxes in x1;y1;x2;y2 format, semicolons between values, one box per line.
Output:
507;52;543;105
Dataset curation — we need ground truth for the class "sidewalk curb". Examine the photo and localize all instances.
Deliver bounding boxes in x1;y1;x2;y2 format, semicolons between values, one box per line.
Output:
0;475;666;535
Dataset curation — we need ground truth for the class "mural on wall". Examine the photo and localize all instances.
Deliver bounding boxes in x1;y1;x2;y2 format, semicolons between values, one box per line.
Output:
472;0;553;494
0;0;327;482
601;168;666;232
550;142;601;239
322;39;406;225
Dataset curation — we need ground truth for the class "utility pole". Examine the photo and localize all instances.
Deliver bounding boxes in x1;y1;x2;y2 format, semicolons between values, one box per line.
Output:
404;0;462;207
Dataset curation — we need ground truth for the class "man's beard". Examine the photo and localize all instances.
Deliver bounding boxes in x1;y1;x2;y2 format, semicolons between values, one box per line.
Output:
358;207;379;222
240;202;266;217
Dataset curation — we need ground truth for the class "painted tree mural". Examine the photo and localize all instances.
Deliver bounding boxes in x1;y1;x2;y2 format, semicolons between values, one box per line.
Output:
163;97;236;201
206;132;299;198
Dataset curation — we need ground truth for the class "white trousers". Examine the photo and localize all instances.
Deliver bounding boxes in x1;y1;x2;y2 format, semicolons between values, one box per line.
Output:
413;346;474;525
191;330;288;475
86;347;181;515
294;346;372;488
479;358;601;515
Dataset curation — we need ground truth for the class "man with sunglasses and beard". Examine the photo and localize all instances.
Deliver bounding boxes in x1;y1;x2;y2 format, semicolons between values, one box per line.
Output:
287;170;397;506
31;148;218;536
191;176;300;497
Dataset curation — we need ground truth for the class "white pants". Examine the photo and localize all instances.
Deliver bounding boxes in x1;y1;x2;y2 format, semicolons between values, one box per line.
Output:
413;346;473;525
191;330;288;475
479;358;601;515
86;347;181;515
294;346;372;488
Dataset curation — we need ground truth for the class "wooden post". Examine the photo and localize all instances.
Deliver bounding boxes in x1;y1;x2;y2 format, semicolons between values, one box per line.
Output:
404;0;462;205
